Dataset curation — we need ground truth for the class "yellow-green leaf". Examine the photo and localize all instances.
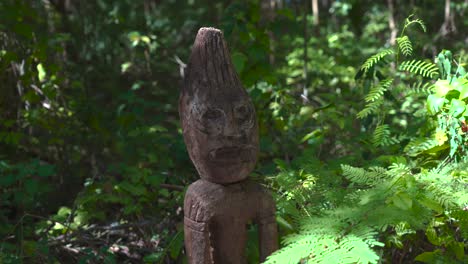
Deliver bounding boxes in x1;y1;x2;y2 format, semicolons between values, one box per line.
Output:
37;63;46;82
434;79;453;97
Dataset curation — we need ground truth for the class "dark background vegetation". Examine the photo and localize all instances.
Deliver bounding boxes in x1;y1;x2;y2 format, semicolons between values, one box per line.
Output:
0;0;467;263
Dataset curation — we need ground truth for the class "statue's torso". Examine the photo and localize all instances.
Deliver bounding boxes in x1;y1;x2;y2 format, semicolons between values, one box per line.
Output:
184;179;274;263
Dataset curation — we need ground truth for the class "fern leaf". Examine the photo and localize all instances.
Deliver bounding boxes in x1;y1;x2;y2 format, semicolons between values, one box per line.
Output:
388;163;410;177
265;215;382;264
365;79;394;102
404;137;438;157
425;185;457;209
341;165;389;186
404;15;427;32
372;124;400;147
357;99;383;119
358;79;393;119
399;60;439;79
263;235;315;263
361;49;394;74
396;36;413;56
407;81;435;96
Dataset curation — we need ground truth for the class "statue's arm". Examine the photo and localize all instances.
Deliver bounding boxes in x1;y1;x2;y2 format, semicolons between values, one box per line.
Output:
184;189;214;264
184;216;213;264
257;191;278;262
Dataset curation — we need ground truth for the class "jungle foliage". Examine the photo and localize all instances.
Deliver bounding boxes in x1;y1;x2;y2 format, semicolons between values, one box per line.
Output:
0;0;467;263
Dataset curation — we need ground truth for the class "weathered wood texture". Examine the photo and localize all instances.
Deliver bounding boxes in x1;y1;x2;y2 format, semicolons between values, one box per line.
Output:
179;27;278;263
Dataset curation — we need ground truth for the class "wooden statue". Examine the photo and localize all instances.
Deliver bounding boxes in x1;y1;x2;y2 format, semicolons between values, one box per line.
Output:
179;27;278;263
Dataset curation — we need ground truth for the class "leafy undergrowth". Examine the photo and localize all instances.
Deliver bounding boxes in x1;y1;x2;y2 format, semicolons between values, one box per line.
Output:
265;16;468;264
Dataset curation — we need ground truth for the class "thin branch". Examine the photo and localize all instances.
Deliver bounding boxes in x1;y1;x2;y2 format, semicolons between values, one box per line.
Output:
160;183;184;191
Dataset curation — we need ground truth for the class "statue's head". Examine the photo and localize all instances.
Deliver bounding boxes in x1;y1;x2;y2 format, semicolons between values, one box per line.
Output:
179;27;258;184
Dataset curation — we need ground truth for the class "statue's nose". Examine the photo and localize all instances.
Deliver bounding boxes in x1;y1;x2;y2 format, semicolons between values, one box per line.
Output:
222;116;242;140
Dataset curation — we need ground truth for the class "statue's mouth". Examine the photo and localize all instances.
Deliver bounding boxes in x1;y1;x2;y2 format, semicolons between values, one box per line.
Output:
208;146;255;164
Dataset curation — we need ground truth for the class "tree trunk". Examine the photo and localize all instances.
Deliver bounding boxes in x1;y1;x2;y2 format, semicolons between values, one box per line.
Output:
387;0;397;46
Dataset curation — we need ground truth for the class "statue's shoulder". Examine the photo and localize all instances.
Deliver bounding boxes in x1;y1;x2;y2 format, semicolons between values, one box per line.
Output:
184;180;223;221
242;180;273;197
241;180;276;215
186;179;224;197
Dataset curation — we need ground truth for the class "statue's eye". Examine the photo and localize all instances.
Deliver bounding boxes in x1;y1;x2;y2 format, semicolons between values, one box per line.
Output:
236;105;248;117
235;105;251;120
203;109;223;120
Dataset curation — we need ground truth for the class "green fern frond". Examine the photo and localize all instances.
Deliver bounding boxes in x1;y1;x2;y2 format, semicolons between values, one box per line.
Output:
368;166;390;176
360;49;394;74
396;36;413;56
404;15;427;32
341;165;389;186
265;215;382;264
264;235;316;263
372;123;400;147
425;185;457;209
342;165;369;185
404;137;438;156
399;60;439;78
365;79;394;102
407;81;435;96
358;78;393;120
388;163;410;177
357;98;383;119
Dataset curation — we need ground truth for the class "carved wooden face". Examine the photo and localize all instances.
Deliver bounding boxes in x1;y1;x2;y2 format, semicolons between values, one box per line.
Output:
179;28;259;184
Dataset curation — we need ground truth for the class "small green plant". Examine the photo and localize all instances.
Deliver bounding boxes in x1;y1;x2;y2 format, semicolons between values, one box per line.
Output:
427;50;468;160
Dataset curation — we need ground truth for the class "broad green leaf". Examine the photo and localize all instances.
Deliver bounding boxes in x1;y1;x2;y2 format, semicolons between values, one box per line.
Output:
415;251;440;263
426;95;446;115
434;79;454;97
425;226;441;246
168;231;184;259
457;79;468;99
448;241;464;260
455;64;466;76
449;99;466;117
434;79;452;97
